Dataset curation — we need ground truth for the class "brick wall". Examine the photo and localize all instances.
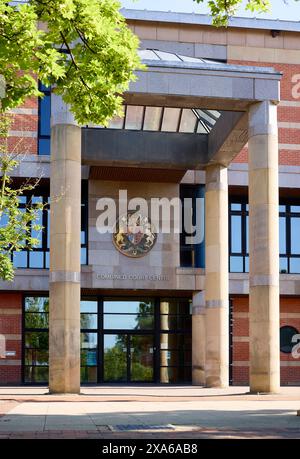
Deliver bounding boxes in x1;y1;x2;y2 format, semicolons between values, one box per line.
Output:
8;96;38;155
0;293;22;385
231;296;300;386
229;60;300;166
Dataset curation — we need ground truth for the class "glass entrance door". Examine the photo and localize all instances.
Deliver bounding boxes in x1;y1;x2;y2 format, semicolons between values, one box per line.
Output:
103;334;154;382
130;335;154;382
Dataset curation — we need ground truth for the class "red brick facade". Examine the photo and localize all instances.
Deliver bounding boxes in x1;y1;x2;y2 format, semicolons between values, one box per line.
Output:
0;293;22;384
232;297;300;386
229;60;300;166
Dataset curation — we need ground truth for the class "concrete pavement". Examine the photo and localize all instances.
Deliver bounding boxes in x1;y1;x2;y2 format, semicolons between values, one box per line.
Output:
0;386;299;439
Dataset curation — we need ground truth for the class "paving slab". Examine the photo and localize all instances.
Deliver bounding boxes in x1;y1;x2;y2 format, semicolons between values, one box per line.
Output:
0;386;299;439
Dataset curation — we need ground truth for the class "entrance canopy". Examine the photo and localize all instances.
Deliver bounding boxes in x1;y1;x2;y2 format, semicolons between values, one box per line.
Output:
82;48;281;175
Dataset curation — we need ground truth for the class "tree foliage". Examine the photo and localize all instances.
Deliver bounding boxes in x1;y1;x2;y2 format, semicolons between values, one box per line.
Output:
0;0;142;125
0;115;45;281
194;0;282;26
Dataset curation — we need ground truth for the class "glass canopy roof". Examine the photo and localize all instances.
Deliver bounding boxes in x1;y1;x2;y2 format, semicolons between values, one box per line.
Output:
89;105;221;134
138;49;223;66
86;51;223;134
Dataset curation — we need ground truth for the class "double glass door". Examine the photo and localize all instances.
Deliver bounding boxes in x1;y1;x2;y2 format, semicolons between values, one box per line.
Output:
104;334;154;382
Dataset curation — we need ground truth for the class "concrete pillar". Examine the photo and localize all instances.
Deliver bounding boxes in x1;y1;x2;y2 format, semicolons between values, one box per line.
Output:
49;95;81;394
192;291;206;385
205;164;229;387
248;101;280;394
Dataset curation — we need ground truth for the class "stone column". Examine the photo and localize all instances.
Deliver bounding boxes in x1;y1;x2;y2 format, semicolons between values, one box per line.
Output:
192;291;206;385
205;164;229;388
49;95;81;394
248;101;280;394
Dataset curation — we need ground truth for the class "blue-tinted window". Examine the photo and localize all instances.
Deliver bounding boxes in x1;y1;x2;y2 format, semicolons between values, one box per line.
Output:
38;138;50;156
230;200;300;274
229;200;248;273
38;83;51;156
291;217;300;254
180;184;205;268
12;182;88;269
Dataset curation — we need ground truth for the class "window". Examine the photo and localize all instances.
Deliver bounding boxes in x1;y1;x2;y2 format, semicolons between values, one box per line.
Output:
103;299;155;330
229;200;248;273
160;299;192;384
280;326;299;354
24;297;49;383
12;182;88;269
229;199;300;274
23;296;192;384
12;192;50;269
180;184;205;268
80;300;98;383
38;83;51;156
279;204;300;274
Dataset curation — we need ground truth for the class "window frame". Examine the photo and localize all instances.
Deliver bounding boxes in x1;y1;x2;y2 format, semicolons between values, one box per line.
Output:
12;181;88;269
229;196;300;274
38;82;51;156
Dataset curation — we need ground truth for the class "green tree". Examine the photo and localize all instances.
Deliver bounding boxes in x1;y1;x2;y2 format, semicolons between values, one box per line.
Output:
0;115;46;281
194;0;297;26
0;1;142;281
0;0;142;125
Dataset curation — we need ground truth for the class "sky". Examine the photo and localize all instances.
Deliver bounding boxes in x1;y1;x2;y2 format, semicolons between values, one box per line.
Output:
120;0;300;21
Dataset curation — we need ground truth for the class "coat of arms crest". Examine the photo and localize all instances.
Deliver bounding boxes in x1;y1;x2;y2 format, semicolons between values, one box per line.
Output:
113;211;157;257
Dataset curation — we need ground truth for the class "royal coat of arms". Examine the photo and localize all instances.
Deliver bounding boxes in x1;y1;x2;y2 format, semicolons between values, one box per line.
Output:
113;211;157;257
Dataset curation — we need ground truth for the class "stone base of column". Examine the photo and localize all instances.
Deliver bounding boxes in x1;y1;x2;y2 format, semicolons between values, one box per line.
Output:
49;282;81;395
192;292;206;386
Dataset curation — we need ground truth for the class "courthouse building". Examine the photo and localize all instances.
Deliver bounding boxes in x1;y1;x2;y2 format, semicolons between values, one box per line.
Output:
1;9;300;392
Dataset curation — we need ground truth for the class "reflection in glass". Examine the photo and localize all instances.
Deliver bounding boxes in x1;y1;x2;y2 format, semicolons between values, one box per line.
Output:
161;108;181;132
291;218;300;254
160;366;191;384
25;332;49;349
25;349;48;366
81;332;97;349
230;256;243;272
160;349;191;367
25;313;49;329
160;315;191;330
231;215;242;253
244;256;249;273
25;366;48;383
130;335;154;382
231;203;242;211
280;217;286;254
80;300;98;313
143;107;162;131
104;314;154;330
81;350;97;366
80;314;97;329
104;335;127;381
179;109;197;133
280;257;288;273
81;366;97;383
108;106;125;129
29;251;44;268
290;258;300;273
160;333;191;351
104;300;154;314
160;300;190;316
25;297;49;312
125;106;144;130
291;206;300;213
13;251;27;268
